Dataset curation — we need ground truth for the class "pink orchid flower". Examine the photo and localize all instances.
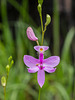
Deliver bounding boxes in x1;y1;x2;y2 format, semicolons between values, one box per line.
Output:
23;46;60;88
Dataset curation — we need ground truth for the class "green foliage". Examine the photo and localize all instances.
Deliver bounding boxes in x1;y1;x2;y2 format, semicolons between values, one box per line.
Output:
54;82;70;100
53;0;60;55
61;28;75;62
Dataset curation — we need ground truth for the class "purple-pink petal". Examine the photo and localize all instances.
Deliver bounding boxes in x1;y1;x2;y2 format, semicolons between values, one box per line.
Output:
34;46;49;53
37;70;45;88
43;56;60;67
23;55;39;68
28;67;39;73
44;67;56;73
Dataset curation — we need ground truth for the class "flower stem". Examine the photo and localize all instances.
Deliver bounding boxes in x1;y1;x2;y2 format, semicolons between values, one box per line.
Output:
38;87;41;100
41;31;44;45
40;13;43;34
6;74;9;85
41;24;47;45
4;70;9;100
38;5;48;45
4;86;6;100
39;10;44;46
36;40;39;46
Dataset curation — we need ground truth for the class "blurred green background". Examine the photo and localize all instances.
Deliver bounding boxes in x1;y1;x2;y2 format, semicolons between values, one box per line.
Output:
0;0;75;100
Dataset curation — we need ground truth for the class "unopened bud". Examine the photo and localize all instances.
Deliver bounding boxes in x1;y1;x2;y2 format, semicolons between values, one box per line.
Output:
8;56;12;62
37;4;41;15
11;60;14;65
45;14;51;26
6;65;10;73
1;76;6;87
26;27;38;41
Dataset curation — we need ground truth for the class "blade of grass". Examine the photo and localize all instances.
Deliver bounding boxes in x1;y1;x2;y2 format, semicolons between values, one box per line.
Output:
7;0;37;27
7;0;21;12
61;27;75;62
21;0;29;22
1;0;14;55
54;82;70;100
53;0;60;56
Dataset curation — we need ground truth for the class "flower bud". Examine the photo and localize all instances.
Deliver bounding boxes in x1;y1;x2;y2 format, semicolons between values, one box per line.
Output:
10;60;14;68
8;56;12;62
37;4;41;15
6;65;10;73
11;60;14;65
26;27;38;41
45;14;51;26
1;76;6;87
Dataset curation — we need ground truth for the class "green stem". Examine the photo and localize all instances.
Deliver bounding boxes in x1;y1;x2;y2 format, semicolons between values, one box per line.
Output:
40;13;43;34
38;87;41;100
4;86;6;100
39;10;44;45
43;24;47;33
41;24;47;45
39;6;48;45
6;74;8;85
41;31;44;45
3;73;9;100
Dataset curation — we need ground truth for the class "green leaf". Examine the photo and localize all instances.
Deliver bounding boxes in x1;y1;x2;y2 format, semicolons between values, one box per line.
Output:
61;27;75;62
10;91;18;100
53;0;60;55
38;0;43;5
1;0;14;55
54;82;70;100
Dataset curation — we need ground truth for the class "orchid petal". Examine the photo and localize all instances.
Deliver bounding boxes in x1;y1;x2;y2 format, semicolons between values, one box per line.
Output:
43;56;60;67
37;70;45;88
44;67;56;73
28;67;39;73
23;55;39;67
34;46;49;53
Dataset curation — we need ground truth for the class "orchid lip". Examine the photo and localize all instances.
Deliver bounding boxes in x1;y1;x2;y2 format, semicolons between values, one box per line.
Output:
34;46;49;53
38;66;45;70
39;48;44;53
36;63;45;70
40;48;43;51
